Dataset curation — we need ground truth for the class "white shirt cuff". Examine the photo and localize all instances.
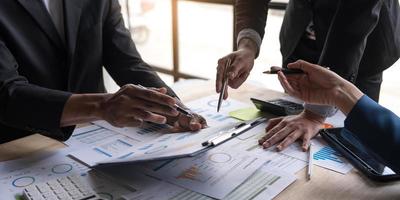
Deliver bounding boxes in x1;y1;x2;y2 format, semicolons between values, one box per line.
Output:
237;28;262;57
304;104;338;118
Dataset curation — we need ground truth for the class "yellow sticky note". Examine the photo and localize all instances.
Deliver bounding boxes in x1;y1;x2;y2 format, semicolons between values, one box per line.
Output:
229;107;262;121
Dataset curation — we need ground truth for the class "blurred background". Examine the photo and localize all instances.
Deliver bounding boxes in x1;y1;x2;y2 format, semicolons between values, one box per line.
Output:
104;0;400;115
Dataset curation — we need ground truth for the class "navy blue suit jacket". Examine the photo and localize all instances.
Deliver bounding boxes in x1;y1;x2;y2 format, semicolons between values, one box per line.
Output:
345;95;400;173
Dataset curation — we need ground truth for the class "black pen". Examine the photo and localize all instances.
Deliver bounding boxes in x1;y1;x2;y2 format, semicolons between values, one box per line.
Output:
175;105;193;117
263;68;304;75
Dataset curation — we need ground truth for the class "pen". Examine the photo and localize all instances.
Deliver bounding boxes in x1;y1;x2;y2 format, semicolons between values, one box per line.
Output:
217;58;232;112
263;68;304;75
136;84;192;117
307;143;314;181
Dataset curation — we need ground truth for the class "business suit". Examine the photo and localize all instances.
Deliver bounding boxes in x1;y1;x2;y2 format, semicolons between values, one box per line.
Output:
236;0;400;101
0;0;174;143
345;95;400;174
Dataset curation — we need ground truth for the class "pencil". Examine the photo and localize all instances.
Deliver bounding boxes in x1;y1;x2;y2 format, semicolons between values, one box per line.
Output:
307;143;313;181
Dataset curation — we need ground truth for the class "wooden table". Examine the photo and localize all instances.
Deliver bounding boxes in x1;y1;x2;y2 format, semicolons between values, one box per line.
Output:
1;81;399;200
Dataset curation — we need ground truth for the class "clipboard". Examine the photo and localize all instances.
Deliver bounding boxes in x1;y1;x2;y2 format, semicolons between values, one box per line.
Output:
93;117;267;167
320;128;400;182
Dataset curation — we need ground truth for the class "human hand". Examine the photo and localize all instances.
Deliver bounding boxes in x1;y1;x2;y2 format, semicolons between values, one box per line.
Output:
216;39;257;99
258;110;325;151
277;60;346;106
167;105;208;133
99;84;179;127
277;60;364;114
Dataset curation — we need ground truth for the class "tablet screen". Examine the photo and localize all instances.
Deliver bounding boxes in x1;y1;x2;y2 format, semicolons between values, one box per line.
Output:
325;128;397;176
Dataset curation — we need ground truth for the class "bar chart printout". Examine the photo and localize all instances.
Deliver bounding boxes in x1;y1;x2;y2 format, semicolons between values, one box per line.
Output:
314;146;344;163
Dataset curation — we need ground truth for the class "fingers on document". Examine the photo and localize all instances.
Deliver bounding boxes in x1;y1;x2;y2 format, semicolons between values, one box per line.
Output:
263;126;294;150
277;130;303;151
187;113;208;131
170;113;207;133
194;114;208;128
258;118;283;146
183;115;201;131
259;117;310;151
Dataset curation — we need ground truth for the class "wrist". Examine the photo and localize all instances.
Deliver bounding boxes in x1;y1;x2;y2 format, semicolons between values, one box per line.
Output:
335;81;364;115
238;38;258;59
61;94;110;126
94;94;113;120
303;109;326;123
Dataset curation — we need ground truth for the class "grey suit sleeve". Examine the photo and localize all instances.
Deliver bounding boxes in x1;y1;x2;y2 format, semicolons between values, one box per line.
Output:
102;0;177;97
237;28;263;56
235;0;269;57
304;104;338;118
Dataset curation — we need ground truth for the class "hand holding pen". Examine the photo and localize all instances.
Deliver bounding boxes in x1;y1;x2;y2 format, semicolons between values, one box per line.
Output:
216;46;257;102
217;58;232;112
137;84;208;132
100;84;179;128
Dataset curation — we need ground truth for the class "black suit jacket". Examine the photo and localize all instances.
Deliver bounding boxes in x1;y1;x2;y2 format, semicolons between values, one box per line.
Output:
236;0;400;81
0;0;174;143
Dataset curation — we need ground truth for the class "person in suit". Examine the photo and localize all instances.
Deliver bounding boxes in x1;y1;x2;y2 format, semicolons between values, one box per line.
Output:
261;60;400;173
0;0;207;143
216;0;400;151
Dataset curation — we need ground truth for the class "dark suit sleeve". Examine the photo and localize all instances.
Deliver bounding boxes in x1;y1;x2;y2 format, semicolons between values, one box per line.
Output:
345;95;400;173
235;0;269;40
0;36;73;141
318;0;384;80
102;0;176;97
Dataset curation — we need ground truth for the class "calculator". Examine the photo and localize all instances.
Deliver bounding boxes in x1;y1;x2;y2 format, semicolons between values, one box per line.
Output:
22;175;100;200
251;98;304;116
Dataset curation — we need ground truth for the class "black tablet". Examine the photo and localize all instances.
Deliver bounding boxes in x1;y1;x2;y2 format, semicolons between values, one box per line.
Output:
320;128;400;182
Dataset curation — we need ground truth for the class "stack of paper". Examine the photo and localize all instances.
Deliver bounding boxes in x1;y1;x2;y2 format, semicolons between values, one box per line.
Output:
0;94;354;200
